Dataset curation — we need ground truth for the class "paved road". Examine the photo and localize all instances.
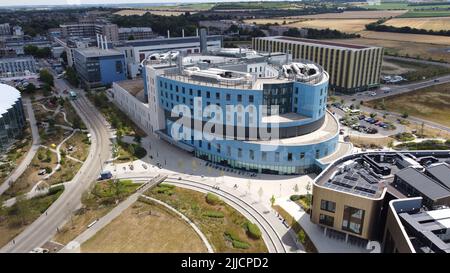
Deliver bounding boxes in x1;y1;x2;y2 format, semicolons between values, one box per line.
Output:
0;78;112;253
0;97;40;196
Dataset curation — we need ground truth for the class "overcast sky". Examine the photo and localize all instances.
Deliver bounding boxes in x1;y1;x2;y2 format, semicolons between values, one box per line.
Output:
0;0;283;7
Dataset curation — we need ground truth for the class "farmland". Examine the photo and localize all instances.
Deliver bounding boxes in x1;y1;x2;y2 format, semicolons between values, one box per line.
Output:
383;17;450;31
283;10;408;19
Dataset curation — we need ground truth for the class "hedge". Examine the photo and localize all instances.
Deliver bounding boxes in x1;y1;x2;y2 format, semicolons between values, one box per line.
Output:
232;240;250;249
48;184;65;195
203;210;225;218
245;221;262;239
290;195;301;201
205;193;221;205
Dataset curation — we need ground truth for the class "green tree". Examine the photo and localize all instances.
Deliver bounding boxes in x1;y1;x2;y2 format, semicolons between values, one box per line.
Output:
133;135;142;144
24;83;36;94
297;229;306;244
270;195;275;207
39;69;54;87
65;67;79;87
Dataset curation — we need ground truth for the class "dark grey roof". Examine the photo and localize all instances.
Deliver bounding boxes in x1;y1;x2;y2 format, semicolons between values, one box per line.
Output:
123;35;222;47
426;163;450;190
396;167;450;200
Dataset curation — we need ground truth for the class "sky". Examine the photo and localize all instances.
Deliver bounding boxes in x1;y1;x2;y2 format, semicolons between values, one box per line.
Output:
0;0;287;7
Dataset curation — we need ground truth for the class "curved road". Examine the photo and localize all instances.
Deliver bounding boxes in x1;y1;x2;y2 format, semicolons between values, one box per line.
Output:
0;81;112;253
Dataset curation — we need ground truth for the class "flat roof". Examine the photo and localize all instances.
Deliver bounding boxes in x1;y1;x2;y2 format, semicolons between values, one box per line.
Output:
248;111;338;146
426;163;450;190
259;36;375;50
0;83;21;115
396;167;450;201
75;47;123;58
115;79;144;97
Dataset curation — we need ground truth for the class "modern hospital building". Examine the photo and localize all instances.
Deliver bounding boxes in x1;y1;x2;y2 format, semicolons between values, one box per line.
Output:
111;47;351;175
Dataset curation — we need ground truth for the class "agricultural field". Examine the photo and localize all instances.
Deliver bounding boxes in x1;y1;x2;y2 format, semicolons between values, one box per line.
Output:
81;201;208;253
114;9;197;16
383;17;450;31
288;19;378;33
366;82;450;128
359;31;450;45
333;36;450;62
360;2;450;17
283;10;408;19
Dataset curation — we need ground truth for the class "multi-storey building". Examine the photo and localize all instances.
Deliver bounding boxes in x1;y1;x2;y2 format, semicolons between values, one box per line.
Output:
115;35;223;78
111;48;352;175
311;151;450;249
118;27;155;41
60;21;119;42
0;84;25;149
0;56;37;78
73;47;127;89
252;36;384;93
0;23;10;36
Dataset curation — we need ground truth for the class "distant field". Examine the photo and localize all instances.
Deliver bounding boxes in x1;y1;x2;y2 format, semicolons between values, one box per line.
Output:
114;9;196;16
366;83;450;128
288;19;377;33
360;31;450;45
383;17;450;31
333;37;450;62
284;10;408;19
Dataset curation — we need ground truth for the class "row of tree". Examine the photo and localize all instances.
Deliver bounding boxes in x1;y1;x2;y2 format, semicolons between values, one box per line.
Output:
366;20;450;37
24;45;52;58
283;27;360;39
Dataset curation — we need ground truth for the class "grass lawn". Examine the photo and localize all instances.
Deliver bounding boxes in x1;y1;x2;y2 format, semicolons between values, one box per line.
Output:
81;201;208;253
46;160;82;186
272;205;317;253
53;179;142;245
2;147;57;199
395;140;450;150
61;131;90;161
114;141;147;163
146;184;267;253
382;59;450;82
0;186;64;247
366;83;450;128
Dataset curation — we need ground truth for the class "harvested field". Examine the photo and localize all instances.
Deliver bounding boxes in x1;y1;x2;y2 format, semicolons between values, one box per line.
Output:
332;37;450;63
359;31;450;45
383;17;450;31
286;19;378;33
284;10;408;19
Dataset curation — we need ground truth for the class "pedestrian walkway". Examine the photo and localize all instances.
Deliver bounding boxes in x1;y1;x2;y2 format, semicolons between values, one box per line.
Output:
276;197;369;253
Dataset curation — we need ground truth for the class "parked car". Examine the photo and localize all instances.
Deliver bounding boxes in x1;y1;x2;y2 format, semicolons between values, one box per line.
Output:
358;115;366;120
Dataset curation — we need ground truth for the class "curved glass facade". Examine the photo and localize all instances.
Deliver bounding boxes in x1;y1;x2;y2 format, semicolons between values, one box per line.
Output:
0;86;25;149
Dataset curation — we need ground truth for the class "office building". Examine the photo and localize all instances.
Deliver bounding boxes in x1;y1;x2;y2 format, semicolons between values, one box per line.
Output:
252;36;384;93
115;35;223;78
60;21;119;42
0;84;25;149
0;56;37;78
73;47;127;89
384;197;450;253
311;151;450;245
0;23;10;36
118;27;155;41
111;48;354;175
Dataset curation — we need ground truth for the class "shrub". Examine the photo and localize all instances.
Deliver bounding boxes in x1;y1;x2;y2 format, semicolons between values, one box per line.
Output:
245;221;262;239
290;195;301;201
48;184;64;195
203;210;224;218
232;240;250;249
45;166;52;174
205;193;221;205
297;229;306;244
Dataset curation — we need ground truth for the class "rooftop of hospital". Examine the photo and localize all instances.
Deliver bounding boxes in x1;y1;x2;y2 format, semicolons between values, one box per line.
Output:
315;151;450;200
146;48;329;90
